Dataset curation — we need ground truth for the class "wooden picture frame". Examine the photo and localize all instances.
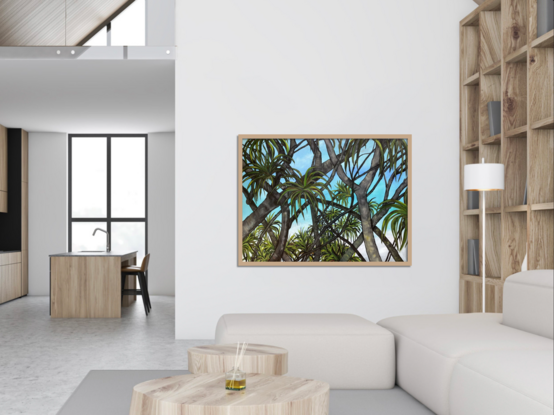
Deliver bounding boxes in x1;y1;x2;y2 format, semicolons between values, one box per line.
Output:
238;135;412;266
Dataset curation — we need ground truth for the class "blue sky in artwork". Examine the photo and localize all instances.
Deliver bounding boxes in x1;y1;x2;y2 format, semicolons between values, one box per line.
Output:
242;139;407;234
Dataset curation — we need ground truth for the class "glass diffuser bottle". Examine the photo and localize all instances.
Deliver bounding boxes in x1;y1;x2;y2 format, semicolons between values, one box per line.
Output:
225;368;246;391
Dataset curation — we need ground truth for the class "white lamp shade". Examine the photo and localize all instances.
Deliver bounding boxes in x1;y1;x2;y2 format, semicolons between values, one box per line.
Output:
464;163;504;191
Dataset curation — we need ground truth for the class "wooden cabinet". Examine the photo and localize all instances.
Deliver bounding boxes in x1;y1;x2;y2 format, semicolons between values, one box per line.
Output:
0;259;22;304
0;191;6;213
0;128;28;304
21;181;28;295
0;252;21;265
21;131;28;295
0;124;7;213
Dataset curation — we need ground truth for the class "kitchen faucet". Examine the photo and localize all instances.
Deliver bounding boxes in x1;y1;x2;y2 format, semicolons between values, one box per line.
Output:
92;228;110;252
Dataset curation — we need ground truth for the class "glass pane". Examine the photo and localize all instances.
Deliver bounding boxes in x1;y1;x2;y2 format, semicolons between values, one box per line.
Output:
111;137;145;218
72;137;107;217
84;26;107;46
72;222;108;252
110;0;146;46
111;222;145;264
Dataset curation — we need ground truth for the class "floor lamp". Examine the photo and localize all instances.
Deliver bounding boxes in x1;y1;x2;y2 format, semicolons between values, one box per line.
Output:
464;158;504;313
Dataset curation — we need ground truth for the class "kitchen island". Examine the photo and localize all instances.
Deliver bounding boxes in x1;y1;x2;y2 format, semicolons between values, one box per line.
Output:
49;251;137;318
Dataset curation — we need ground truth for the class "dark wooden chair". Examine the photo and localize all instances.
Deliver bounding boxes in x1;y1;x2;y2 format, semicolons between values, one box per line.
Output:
121;254;151;315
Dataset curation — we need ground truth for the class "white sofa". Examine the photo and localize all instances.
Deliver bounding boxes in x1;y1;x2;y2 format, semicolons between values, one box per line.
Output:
213;270;552;414
215;313;395;389
378;270;554;415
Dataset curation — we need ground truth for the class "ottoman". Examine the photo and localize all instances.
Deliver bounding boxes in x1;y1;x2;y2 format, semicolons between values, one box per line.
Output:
215;313;395;389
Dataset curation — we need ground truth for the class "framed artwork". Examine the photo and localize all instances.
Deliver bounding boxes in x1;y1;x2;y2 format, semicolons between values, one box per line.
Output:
238;135;411;266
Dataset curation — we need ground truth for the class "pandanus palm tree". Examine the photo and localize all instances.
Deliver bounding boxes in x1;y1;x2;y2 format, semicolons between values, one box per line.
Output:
242;233;257;261
289;228;315;261
380;196;408;260
321;240;362;262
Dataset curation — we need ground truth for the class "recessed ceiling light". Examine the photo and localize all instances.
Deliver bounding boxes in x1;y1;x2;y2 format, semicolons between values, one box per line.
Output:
56;50;61;55
71;50;75;55
166;50;171;55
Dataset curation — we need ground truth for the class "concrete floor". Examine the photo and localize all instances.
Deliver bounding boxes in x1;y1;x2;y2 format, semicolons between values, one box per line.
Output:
0;296;210;415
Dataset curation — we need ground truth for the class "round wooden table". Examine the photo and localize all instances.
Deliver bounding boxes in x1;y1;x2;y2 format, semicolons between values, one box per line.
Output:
129;373;329;415
187;344;288;375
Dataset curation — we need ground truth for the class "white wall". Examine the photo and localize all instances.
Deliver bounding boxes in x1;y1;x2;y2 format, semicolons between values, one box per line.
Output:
175;0;476;339
146;0;175;46
28;132;67;296
148;132;175;295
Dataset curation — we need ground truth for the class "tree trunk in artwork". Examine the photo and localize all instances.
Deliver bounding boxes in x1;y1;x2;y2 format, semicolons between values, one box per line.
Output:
269;204;291;262
356;190;382;262
310;204;321;262
242;150;348;239
242;191;281;239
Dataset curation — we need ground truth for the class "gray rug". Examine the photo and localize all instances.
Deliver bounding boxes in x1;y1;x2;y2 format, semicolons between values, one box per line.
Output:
57;370;434;415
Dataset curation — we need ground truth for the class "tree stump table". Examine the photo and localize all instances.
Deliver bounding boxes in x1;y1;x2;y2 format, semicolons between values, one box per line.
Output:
129;373;329;415
187;344;288;375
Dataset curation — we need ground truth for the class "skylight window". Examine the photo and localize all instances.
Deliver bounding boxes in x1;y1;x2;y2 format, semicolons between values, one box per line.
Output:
85;0;145;46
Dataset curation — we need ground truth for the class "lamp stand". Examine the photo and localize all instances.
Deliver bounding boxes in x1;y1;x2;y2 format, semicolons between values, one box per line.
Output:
482;191;486;313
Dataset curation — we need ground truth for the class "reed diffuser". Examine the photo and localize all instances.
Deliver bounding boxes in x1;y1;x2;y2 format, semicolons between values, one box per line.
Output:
225;342;248;391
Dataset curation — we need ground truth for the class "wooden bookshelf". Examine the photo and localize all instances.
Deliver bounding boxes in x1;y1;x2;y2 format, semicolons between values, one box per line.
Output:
459;0;554;313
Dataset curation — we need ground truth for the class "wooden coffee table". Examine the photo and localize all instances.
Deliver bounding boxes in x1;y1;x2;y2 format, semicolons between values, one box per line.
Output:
129;373;329;415
188;343;288;375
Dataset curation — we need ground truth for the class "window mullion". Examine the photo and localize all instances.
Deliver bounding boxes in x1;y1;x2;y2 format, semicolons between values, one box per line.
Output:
107;136;112;245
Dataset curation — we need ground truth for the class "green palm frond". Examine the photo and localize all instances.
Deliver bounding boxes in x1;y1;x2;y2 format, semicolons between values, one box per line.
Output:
380;198;408;251
242;233;257;261
279;167;330;219
321;240;362;262
333;182;354;206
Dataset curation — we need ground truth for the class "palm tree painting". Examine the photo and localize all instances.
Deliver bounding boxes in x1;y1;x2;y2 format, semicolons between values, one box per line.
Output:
239;135;411;266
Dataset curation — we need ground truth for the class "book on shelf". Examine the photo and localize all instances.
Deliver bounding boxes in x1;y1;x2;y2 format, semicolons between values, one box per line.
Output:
538;0;554;38
468;239;479;276
523;180;527;205
487;101;501;137
468;191;479;210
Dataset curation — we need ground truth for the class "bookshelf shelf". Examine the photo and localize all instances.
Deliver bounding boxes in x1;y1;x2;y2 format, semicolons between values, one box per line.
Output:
531;116;554;130
531;30;554;49
463;72;480;86
463;140;480;151
505;45;528;63
482;61;501;75
461;274;503;286
482;134;501;145
504;205;527;212
531;202;554;211
459;0;554;313
505;125;527;138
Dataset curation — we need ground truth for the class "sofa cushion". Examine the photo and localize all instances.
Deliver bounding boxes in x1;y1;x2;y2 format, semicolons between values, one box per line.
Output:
378;313;553;415
503;270;554;339
450;350;554;415
215;314;395;389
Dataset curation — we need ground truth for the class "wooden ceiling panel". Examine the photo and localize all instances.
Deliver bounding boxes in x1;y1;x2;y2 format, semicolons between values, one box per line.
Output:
0;0;135;46
0;0;65;46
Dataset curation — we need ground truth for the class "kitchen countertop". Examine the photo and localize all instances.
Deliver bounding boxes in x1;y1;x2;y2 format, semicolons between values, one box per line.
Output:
49;251;137;257
0;250;21;254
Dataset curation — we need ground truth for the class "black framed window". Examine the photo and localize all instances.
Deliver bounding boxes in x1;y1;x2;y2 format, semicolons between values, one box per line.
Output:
68;134;148;263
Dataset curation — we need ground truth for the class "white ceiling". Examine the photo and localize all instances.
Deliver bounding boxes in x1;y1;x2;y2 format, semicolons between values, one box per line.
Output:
0;59;174;133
